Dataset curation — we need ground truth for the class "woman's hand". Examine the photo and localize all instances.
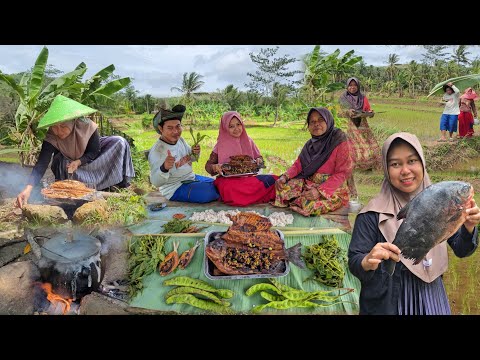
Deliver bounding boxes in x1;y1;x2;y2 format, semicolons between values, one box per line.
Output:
67;160;81;173
212;164;223;175
275;175;288;191
464;199;480;234
192;144;200;155
348;109;356;118
361;242;401;271
16;185;33;208
303;187;320;200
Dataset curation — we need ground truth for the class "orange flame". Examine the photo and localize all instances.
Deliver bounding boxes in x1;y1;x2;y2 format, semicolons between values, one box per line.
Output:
40;283;73;315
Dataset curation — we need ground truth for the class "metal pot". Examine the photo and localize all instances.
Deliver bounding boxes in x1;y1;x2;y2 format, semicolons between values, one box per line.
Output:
36;230;103;300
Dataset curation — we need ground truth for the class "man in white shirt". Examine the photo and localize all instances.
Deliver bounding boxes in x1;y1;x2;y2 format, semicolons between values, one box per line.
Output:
439;82;460;142
148;105;219;203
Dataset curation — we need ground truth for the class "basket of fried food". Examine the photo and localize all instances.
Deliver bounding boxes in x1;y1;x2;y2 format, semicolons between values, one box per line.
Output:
221;155;260;177
41;180;97;205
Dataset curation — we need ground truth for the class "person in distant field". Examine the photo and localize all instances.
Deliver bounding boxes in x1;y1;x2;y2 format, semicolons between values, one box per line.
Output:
458;87;478;139
16;95;135;208
438;82;460;142
205;111;278;206
272;107;353;216
348;132;480;315
148;104;219;203
339;77;381;203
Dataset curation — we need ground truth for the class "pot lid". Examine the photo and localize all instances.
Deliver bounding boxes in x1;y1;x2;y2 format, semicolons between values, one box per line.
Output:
41;230;101;263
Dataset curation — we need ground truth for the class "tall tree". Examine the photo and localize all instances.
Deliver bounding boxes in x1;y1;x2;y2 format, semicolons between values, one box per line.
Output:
271;82;290;126
452;45;471;66
144;93;152;114
245;46;301;97
171;72;204;99
386;53;400;81
123;84;139;112
220;84;242;110
421;45;449;65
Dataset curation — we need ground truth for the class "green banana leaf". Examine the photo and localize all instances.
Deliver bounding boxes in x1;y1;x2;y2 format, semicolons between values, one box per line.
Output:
427;74;480;97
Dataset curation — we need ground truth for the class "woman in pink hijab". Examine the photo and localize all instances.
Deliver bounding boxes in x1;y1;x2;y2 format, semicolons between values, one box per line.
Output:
458;87;478;138
205;111;278;206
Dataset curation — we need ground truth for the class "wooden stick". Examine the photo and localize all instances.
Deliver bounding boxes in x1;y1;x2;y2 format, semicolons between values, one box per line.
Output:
144;219;340;232
131;228;345;237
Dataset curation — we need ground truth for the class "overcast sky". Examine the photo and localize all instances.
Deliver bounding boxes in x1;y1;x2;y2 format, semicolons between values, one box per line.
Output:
1;45;479;97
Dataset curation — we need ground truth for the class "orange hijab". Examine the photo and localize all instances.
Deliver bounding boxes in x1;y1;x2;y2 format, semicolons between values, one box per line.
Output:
359;132;448;283
44;118;98;160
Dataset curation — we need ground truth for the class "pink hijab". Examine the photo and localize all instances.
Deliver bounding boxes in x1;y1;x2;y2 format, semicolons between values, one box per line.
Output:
359;132;448;283
44;118;98;160
461;87;480;101
213;111;261;164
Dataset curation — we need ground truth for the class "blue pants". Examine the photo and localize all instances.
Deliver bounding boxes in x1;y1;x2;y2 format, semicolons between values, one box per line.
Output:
440;114;458;132
170;174;220;203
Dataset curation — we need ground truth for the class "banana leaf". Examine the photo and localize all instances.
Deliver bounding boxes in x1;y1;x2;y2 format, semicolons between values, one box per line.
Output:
427;74;480;97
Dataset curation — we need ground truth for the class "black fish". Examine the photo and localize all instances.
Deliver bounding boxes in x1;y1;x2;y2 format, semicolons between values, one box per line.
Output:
387;181;473;275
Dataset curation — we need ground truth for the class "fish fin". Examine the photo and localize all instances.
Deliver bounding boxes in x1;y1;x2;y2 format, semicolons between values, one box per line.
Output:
397;202;411;220
384;259;396;276
285;242;306;269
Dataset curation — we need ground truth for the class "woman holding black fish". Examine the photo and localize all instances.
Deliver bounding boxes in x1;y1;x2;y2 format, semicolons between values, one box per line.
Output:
348;132;480;315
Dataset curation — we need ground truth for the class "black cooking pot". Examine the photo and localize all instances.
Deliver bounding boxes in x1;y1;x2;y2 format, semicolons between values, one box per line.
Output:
38;230;104;300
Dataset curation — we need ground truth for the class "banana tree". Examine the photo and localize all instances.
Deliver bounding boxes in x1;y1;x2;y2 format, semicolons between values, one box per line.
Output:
78;64;131;108
0;47;131;165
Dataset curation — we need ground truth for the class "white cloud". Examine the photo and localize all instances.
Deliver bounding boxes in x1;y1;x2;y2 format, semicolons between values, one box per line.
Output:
1;45;478;97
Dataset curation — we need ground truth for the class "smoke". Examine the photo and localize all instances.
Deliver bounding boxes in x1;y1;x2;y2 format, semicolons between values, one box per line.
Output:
0;163;30;197
96;227;130;256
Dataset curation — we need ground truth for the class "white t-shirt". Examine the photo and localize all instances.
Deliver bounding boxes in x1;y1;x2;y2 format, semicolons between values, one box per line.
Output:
148;137;196;199
442;85;460;115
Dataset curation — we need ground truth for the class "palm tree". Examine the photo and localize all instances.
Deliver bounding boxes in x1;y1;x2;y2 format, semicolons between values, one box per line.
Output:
406;60;419;97
171;72;205;99
452;45;471;66
386;54;400;81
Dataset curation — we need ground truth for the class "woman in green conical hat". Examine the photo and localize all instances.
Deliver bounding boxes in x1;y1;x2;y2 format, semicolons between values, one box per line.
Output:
16;95;135;208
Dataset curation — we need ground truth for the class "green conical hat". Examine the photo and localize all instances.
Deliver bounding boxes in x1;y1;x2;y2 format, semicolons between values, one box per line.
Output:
37;95;98;129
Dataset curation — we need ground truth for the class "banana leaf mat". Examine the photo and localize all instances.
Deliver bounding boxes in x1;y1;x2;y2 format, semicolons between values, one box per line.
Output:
127;205;361;315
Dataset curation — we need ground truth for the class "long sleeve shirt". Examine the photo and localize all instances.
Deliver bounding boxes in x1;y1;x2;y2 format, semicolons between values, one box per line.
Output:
148;137;197;199
348;211;478;315
27;129;101;186
284;141;353;197
442;85;460;115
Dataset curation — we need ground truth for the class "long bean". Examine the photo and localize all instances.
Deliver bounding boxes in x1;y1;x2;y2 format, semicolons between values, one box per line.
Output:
166;294;235;315
165;287;230;307
163;276;234;299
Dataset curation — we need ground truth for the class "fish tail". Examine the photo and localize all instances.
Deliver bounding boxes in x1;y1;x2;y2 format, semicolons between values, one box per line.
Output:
285;242;306;269
384;259;396;276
